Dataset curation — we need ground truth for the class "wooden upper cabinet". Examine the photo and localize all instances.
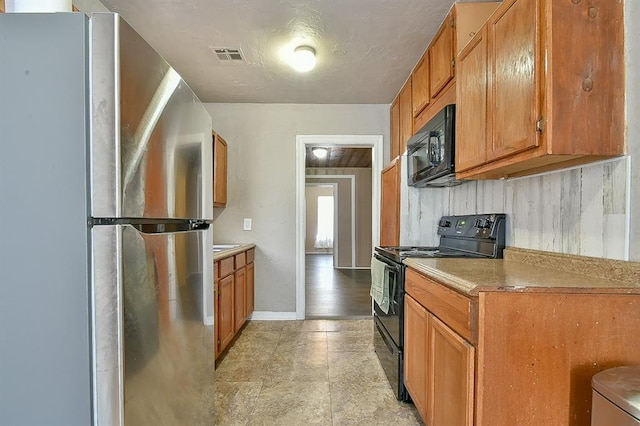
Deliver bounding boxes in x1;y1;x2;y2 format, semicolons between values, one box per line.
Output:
488;0;540;162
390;98;400;160
457;0;624;179
429;12;455;99
456;27;489;173
0;0;5;12
380;159;400;246
412;2;499;131
398;78;413;155
213;132;227;207
411;54;430;117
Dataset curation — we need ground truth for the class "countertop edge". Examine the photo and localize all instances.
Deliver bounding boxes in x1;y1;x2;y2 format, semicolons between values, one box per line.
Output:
213;244;256;260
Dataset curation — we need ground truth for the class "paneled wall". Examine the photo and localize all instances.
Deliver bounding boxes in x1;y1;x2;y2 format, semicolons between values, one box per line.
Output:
400;157;629;260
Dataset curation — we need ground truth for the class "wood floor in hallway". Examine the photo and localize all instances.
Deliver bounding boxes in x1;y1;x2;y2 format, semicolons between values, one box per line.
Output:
305;254;372;319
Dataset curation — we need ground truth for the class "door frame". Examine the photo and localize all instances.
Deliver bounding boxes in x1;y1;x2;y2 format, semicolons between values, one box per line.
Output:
295;134;383;319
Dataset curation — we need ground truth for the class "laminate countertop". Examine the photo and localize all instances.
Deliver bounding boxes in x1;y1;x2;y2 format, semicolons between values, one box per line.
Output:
403;247;640;296
213;243;255;261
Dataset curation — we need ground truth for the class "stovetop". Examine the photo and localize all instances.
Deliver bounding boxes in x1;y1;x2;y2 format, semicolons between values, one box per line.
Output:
375;214;507;263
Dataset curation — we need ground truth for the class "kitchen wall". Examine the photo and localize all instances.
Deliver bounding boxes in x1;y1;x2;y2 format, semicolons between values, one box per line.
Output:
205;104;389;314
74;0;108;13
401;0;640;262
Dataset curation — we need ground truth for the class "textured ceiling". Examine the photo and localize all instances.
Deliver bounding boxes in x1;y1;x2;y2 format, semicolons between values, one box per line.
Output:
99;0;475;103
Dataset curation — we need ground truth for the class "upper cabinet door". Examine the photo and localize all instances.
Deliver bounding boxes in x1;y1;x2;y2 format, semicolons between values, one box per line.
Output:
213;133;228;207
390;98;400;160
411;54;430;118
487;0;541;161
429;12;455;99
398;78;413;155
456;27;488;173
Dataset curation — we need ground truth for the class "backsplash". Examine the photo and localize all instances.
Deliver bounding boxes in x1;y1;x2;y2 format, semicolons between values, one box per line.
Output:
400;156;629;260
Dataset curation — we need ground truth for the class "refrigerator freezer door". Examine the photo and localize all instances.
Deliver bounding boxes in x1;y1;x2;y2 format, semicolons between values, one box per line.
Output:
92;224;214;425
91;14;213;221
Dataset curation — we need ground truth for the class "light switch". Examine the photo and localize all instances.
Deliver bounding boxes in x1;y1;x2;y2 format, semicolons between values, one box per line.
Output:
243;218;252;231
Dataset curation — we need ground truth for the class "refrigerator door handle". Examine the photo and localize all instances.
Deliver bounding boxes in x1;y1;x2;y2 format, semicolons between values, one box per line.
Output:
91;218;210;233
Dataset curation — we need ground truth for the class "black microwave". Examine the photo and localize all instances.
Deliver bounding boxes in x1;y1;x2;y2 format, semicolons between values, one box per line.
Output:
407;104;461;188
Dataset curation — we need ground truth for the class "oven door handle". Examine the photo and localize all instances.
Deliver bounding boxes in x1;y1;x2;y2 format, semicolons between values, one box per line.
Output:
374;253;402;274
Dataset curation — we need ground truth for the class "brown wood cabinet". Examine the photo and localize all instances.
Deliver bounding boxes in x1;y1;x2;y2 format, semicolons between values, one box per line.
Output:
411;54;430;118
390;98;400;160
429;315;475;426
398;78;413;155
246;251;255;317
380;158;400;246
404;295;429;421
214;246;255;360
213;132;227;207
456;0;624;179
217;273;234;354
404;265;640;425
405;268;475;426
233;253;246;332
456;27;489;173
412;2;499;134
429;11;455;99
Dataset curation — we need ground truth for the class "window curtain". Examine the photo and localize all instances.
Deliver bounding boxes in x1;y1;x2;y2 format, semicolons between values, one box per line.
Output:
314;195;334;249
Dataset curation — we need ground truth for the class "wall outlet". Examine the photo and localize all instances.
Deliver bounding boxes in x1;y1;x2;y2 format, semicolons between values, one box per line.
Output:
243;218;252;231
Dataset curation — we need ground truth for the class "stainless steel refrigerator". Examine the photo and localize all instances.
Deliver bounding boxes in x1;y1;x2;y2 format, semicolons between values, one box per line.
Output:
0;12;214;425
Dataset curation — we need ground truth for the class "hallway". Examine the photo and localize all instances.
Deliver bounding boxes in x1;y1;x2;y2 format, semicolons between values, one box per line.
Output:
305;254;372;319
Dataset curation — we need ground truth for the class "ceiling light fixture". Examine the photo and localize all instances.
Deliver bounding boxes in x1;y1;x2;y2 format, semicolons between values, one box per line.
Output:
291;45;317;72
312;147;328;159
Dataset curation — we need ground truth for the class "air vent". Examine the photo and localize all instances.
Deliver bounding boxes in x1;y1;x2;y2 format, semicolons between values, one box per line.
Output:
210;47;246;63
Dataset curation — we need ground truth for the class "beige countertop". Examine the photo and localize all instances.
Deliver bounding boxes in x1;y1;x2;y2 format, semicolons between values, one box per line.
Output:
404;247;640;296
213;243;255;261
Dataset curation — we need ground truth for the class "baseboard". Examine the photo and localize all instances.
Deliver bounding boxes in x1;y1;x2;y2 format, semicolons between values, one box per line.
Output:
203;315;214;326
249;311;298;320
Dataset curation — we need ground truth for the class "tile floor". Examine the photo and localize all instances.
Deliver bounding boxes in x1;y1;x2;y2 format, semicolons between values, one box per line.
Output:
215;319;422;425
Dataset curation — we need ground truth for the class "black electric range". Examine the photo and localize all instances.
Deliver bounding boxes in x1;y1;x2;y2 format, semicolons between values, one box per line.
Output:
372;213;506;401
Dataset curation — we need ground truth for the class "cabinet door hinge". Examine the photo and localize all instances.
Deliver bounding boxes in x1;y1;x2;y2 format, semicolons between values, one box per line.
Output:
451;18;455;28
536;117;546;134
451;59;456;69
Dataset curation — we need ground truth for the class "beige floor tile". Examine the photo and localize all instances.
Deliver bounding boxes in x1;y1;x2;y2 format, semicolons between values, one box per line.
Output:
242;320;294;333
215;358;270;383
263;349;329;383
215;381;262;426
330;381;422;425
327;330;374;352
276;330;328;353
328;351;388;383
249;381;332;426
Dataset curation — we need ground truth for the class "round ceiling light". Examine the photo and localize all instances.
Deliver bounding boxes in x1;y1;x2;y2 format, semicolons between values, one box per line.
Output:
312;147;328;159
291;45;317;72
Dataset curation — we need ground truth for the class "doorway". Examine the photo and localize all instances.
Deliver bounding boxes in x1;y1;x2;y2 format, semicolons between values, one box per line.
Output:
295;135;384;319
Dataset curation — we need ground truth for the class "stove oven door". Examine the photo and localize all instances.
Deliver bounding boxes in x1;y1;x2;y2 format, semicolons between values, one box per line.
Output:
372;253;403;348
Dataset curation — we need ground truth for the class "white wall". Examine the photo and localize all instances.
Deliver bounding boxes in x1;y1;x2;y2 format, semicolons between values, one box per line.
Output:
204;104;388;313
401;0;639;261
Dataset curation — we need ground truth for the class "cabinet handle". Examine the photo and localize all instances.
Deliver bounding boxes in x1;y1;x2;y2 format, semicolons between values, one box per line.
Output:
536;117;546;134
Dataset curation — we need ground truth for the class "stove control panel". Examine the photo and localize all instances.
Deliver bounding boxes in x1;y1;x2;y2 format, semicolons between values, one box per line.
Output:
437;214;506;240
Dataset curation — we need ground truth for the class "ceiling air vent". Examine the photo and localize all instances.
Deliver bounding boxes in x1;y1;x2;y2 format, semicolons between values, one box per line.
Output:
210;47;246;64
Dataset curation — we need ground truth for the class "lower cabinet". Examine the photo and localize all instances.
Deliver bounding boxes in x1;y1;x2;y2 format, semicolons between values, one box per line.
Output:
404;265;640;425
215;247;255;360
404;293;474;426
429;315;475;426
218;274;235;353
404;295;429;420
